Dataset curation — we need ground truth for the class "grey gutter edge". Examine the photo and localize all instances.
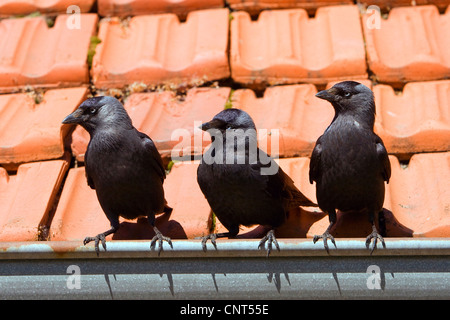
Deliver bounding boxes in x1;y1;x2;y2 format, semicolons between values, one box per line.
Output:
0;238;449;299
1;238;450;259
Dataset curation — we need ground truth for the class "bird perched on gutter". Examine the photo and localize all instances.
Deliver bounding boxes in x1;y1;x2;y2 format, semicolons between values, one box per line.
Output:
309;81;391;254
62;96;172;256
197;108;318;257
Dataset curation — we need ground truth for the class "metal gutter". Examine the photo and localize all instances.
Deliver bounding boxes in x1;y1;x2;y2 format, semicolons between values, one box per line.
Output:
0;238;449;299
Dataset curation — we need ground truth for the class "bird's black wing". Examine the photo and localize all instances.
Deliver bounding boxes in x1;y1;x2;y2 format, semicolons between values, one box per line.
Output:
309;136;323;184
136;130;166;183
375;135;391;183
251;149;317;208
277;165;318;208
84;146;95;189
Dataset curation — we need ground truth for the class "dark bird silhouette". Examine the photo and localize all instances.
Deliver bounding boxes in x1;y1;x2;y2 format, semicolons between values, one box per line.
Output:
197;108;318;256
309;81;391;254
62;96;172;256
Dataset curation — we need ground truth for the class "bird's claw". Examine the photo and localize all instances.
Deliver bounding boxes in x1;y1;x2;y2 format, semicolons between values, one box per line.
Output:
258;230;280;257
200;234;218;252
365;230;386;255
83;234;107;257
150;231;173;256
313;232;336;254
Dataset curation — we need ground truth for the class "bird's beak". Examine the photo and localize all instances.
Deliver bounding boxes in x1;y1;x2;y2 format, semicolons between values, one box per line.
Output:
62;108;83;124
199;119;222;131
316;88;337;102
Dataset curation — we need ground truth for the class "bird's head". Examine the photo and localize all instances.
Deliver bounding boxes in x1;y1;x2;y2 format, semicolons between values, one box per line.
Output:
316;81;376;116
62;96;132;134
200;108;257;133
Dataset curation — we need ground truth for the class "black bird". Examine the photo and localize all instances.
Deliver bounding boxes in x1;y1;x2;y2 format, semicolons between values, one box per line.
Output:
62;96;172;256
197;108;318;256
309;81;391;254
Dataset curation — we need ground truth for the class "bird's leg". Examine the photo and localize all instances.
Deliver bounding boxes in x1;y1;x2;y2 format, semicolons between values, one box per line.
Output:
148;215;172;256
150;226;173;256
313;209;337;254
200;231;233;252
83;225;119;257
163;203;173;216
365;211;386;254
258;229;280;258
200;226;239;252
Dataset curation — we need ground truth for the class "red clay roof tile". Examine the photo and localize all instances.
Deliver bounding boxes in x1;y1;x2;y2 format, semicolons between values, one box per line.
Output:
230;5;367;87
359;0;449;12
97;0;224;18
0;160;68;241
0;87;89;165
0;0;94;16
385;152;450;237
227;0;352;15
70;87;231;162
231;84;330;158
0;14;97;92
363;5;450;84
91;9;230;90
374;80;450;157
163;160;212;238
49;167;107;241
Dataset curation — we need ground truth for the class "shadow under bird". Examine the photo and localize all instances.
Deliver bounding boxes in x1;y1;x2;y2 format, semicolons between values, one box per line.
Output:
197;108;318;257
62;96;173;256
310;81;391;254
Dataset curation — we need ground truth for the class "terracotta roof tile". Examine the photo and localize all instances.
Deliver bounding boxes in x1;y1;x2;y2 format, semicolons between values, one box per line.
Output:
0;14;97;92
91;9;230;90
230;5;367;87
0;160;68;241
70;87;231;162
0;0;95;16
231;84;329;158
359;0;449;12
0;87;88;165
363;5;450;84
163;160;212;238
50;167;107;241
97;0;224;18
227;0;352;15
374;80;450;157
385;152;450;237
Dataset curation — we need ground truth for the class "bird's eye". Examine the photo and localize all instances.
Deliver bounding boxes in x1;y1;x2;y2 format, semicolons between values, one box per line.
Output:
344;92;352;98
88;107;96;114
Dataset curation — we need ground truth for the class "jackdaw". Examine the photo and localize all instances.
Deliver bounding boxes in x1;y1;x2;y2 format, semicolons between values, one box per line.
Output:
309;81;391;254
197;108;318;256
62;96;172;256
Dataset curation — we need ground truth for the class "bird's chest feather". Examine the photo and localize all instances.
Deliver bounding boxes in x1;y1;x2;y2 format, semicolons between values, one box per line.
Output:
320;120;379;182
86;134;149;186
85;133;164;217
